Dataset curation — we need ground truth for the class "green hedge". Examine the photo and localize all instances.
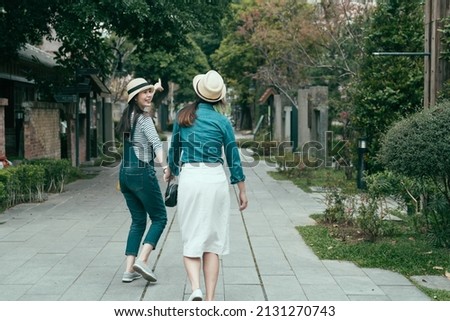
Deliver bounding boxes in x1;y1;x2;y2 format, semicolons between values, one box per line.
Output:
25;159;73;193
0;181;7;206
0;159;74;210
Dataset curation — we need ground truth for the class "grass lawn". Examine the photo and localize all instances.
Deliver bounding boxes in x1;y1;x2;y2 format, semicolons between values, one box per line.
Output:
268;168;357;194
297;222;450;300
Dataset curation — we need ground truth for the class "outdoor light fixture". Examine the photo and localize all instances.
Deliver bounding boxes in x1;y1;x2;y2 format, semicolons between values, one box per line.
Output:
15;108;24;120
358;137;367;150
357;137;368;189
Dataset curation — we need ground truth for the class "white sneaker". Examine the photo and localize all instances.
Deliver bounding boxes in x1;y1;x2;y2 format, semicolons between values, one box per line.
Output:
122;271;142;283
132;259;157;282
188;288;203;301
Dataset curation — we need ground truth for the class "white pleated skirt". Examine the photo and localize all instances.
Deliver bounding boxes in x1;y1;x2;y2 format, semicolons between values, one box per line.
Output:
177;163;231;258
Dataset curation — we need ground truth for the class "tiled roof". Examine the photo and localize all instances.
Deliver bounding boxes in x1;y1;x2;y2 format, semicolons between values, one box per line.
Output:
258;87;278;104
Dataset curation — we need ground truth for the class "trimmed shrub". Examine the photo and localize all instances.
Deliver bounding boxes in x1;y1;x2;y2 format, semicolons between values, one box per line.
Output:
379;102;450;247
0;181;7;207
379;104;450;180
25;159;72;193
5;164;45;205
0;159;74;212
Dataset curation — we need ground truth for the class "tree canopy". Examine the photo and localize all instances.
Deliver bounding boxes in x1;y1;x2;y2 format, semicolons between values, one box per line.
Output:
0;0;230;88
350;0;424;171
212;0;374;130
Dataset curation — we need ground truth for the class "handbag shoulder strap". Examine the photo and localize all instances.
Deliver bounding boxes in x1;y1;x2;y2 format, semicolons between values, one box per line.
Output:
166;177;173;190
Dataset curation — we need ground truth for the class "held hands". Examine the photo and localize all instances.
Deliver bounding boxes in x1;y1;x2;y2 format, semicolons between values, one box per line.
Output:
163;166;172;182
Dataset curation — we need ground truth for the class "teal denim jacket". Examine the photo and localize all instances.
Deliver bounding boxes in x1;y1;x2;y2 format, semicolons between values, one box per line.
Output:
168;103;245;184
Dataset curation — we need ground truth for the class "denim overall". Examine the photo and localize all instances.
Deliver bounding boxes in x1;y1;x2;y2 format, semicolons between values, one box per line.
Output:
119;125;167;256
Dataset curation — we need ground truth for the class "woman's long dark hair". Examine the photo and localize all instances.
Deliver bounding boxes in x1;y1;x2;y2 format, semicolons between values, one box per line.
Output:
177;100;200;127
115;101;143;139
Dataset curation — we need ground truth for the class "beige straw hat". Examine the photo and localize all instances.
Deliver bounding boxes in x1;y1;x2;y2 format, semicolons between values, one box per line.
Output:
126;78;154;103
192;70;226;103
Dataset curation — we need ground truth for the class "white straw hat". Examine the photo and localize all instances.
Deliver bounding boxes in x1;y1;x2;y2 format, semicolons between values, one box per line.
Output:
126;78;154;103
193;70;226;103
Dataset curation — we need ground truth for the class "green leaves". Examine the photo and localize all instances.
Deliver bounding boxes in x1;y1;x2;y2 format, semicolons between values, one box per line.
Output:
1;0;231;90
380;103;450;180
0;0;56;60
350;0;424;171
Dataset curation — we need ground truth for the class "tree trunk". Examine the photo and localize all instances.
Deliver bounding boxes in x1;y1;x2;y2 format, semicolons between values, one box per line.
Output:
239;104;253;130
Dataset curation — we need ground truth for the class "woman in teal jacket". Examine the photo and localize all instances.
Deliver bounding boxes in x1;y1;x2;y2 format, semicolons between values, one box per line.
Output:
168;70;248;301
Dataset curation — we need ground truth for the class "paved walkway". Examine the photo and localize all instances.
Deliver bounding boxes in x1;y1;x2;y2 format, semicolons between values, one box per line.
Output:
0;154;447;301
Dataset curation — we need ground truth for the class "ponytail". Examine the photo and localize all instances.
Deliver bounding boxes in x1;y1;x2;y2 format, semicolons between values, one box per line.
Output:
177;101;199;127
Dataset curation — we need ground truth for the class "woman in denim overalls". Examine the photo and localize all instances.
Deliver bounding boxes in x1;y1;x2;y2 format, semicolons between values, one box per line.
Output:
116;78;171;283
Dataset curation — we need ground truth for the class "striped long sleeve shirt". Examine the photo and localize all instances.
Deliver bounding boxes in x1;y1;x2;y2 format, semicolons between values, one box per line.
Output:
131;113;162;163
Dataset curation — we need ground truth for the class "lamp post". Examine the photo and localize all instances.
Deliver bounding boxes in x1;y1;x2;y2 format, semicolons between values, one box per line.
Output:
357;137;368;189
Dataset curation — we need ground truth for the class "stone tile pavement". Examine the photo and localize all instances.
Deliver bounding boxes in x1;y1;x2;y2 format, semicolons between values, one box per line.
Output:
0;155;447;301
